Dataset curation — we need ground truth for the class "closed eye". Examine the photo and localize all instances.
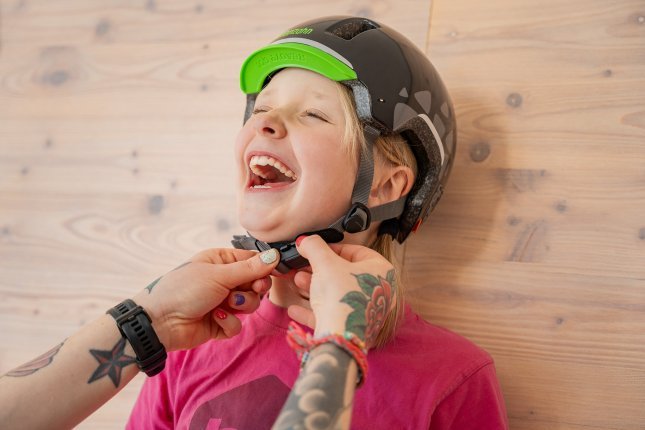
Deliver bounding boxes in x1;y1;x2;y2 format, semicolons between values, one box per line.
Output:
304;109;330;123
252;106;270;115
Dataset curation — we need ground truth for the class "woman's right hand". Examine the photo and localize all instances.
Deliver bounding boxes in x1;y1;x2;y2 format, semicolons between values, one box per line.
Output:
133;247;280;352
289;235;396;348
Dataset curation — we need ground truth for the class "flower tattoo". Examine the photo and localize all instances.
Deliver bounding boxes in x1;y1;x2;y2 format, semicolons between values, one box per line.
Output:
340;269;396;346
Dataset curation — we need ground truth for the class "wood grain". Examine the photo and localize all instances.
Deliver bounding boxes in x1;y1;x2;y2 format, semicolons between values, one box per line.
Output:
2;0;644;429
411;0;645;428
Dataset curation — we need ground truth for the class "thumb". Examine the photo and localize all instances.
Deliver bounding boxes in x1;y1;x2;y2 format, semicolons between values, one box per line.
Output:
295;235;337;271
214;248;281;288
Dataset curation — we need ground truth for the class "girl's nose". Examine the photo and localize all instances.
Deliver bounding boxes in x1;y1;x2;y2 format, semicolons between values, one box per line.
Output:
254;111;286;139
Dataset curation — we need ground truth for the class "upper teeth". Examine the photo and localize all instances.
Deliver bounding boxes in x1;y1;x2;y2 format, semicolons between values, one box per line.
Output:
249;155;297;180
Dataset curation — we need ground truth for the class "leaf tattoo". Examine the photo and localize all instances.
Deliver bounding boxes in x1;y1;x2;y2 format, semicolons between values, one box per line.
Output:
87;338;136;387
341;269;396;346
5;342;65;377
145;276;162;294
145;261;191;294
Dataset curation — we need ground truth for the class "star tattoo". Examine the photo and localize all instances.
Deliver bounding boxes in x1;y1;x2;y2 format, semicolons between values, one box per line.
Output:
87;338;136;387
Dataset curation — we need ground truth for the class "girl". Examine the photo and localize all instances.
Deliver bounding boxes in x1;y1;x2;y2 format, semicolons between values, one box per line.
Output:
129;16;508;429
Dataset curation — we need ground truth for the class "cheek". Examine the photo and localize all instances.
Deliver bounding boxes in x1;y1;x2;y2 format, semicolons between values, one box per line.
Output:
233;127;253;175
303;148;356;198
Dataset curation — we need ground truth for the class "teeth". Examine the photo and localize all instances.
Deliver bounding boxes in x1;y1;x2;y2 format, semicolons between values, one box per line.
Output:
249;155;297;180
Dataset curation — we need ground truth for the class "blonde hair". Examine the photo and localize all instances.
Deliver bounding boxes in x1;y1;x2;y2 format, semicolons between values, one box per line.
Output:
335;82;418;348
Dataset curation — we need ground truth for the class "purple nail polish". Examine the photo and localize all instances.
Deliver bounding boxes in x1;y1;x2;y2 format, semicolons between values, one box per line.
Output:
234;293;245;306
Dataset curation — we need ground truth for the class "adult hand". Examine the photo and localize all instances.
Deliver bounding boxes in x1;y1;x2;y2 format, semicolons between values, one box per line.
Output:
132;248;280;351
288;235;396;348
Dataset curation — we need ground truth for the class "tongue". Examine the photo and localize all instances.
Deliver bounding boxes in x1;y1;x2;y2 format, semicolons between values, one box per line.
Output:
257;165;293;184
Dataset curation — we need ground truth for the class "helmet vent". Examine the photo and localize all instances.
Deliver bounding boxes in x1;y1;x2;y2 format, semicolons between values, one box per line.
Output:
327;18;379;40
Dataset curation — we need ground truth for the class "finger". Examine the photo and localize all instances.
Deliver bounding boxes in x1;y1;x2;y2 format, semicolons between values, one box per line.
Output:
294;235;338;270
213;248;281;289
287;305;316;330
293;271;312;295
227;291;261;314
271;268;297;278
194;248;259;265
251;276;272;295
328;242;383;263
211;308;242;339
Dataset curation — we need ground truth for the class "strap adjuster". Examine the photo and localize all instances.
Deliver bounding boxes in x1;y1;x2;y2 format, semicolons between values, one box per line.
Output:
342;202;371;233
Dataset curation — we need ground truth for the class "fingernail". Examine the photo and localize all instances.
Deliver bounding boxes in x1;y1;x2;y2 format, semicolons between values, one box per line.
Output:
260;248;278;264
215;309;227;320
295;235;308;247
234;293;245;306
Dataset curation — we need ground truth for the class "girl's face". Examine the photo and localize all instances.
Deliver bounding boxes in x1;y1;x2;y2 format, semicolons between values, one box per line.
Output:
235;68;357;243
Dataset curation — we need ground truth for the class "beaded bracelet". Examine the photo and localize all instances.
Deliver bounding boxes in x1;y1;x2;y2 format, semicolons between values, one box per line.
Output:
286;321;369;387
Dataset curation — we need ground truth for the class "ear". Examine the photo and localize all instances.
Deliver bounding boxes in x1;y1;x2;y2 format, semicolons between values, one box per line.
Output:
368;163;415;207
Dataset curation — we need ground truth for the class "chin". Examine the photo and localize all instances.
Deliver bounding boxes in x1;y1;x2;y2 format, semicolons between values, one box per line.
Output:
241;216;328;244
238;213;297;243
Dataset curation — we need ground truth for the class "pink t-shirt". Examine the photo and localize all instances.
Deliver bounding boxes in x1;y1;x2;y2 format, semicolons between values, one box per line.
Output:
127;297;508;429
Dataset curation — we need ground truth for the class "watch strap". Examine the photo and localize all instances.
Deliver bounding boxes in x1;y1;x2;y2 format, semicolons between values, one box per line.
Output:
107;299;167;376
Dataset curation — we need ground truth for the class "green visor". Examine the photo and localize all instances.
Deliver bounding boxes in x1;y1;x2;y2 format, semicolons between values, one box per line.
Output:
240;42;357;94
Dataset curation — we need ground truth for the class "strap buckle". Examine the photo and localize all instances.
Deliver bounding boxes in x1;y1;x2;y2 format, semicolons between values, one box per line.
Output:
342;202;371;233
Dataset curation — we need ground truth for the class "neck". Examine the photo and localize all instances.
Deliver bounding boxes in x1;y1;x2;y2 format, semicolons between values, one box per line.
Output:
268;275;311;309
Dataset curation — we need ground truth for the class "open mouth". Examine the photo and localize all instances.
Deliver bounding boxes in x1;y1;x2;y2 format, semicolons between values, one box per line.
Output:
248;154;297;189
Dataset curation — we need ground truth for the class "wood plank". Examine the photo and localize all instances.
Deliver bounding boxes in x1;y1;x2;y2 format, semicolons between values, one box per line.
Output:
420;0;645;428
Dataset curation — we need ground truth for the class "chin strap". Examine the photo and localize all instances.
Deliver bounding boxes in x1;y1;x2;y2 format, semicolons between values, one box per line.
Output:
327;124;406;235
232;124;406;273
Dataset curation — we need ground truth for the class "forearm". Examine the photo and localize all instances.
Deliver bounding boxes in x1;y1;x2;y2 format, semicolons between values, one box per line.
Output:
0;314;139;430
272;343;359;430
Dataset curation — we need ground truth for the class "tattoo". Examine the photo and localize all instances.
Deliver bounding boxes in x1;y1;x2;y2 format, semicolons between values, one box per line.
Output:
145;276;162;294
4;342;65;377
88;338;136;388
341;269;396;346
273;344;355;430
172;261;191;272
145;261;190;294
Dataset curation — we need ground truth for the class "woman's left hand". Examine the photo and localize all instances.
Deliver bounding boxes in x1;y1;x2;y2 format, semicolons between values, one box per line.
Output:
288;235;396;348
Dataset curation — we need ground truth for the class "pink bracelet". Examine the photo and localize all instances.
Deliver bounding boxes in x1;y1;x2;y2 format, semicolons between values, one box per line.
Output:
286;321;369;387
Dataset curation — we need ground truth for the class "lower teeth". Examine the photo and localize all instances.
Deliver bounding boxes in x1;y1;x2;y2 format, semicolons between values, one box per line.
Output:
253;185;271;189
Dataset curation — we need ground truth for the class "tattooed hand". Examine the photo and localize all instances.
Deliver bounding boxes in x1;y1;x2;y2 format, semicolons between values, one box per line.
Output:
288;235;396;348
132;248;280;352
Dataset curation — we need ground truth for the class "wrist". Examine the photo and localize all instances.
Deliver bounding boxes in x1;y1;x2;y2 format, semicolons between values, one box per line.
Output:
287;321;369;387
314;311;364;343
107;299;167;376
130;292;172;349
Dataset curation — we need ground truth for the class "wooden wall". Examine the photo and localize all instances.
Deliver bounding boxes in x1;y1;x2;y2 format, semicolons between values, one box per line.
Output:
410;0;645;428
0;1;643;429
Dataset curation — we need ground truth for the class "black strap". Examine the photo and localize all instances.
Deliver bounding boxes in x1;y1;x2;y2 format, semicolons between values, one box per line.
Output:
328;125;406;234
107;299;167;377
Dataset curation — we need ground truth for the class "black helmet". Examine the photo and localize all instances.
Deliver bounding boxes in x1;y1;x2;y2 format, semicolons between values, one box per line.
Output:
233;16;456;271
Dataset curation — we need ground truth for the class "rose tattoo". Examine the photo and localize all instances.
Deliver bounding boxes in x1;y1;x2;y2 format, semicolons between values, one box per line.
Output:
340;269;396;346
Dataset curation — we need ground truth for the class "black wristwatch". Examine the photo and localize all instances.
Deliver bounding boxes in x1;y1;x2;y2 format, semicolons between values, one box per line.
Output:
107;299;167;376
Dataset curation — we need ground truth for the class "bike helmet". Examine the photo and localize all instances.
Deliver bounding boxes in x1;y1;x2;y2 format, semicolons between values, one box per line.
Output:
233;16;456;272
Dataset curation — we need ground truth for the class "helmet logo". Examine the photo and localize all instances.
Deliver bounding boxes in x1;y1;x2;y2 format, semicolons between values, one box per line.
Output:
279;27;314;37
